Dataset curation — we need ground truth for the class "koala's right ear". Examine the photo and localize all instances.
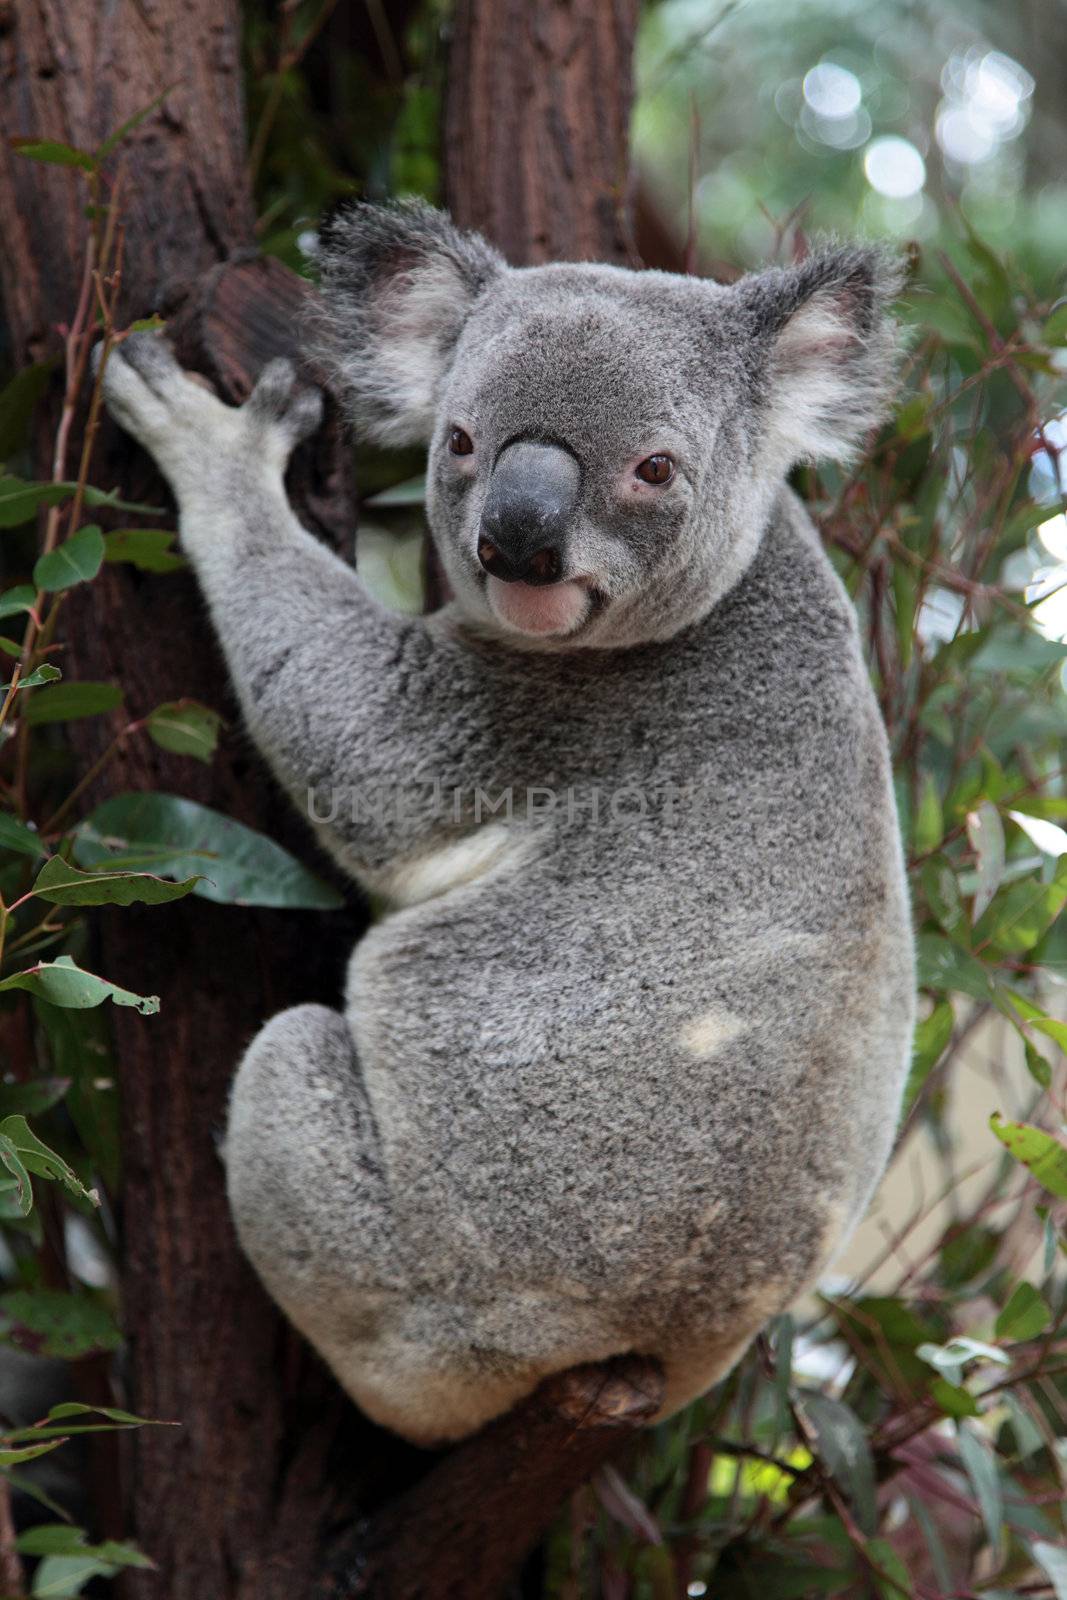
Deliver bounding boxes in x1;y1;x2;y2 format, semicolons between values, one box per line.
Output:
313;200;505;446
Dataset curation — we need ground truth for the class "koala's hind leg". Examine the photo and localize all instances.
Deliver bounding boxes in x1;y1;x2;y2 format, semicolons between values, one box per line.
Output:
224;1004;401;1370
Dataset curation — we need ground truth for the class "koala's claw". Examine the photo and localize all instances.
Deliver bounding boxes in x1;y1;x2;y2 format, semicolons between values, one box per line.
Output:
116;329;185;392
248;358;325;446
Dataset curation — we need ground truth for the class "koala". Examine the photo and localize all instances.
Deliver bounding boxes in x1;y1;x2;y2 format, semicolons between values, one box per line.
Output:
99;201;915;1448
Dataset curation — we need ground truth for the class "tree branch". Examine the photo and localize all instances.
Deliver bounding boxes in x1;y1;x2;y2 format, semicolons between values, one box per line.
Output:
320;1355;665;1600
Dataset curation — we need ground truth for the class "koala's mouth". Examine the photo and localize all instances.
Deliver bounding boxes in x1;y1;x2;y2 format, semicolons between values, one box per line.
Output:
485;574;597;639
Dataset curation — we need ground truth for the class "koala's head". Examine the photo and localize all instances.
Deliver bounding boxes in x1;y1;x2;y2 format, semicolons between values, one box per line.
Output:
317;201;903;650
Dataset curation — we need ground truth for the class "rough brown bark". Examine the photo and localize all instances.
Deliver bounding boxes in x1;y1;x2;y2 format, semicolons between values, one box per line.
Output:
443;0;639;265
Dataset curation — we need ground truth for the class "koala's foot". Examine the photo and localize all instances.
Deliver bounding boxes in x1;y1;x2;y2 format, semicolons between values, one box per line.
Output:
98;333;323;501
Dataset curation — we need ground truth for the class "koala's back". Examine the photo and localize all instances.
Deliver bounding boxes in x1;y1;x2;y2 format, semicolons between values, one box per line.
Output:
333;492;913;1408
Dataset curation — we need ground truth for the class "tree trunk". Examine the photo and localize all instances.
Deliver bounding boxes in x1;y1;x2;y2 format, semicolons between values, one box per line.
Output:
0;2;644;1596
443;0;639;265
0;10;376;1599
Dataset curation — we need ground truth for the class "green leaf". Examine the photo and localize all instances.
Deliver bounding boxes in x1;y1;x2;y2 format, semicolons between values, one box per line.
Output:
356;521;427;616
0;955;159;1015
930;1377;979;1418
102;527;185;573
1022;1038;1052;1091
800;1393;877;1535
0;478;72;528
916;1337;1010;1385
0;1289;118;1359
32;855;200;907
4;663;61;691
33;526;105;592
0;813;45;858
920;857;962;932
32;1554;115;1597
33;1003;118;1194
957;1424;1002;1558
3;1401;173;1443
0;1135;32;1215
0;1079;69;1119
966;802;1005;922
10;138;96;172
0;362;56;460
1042;302;1067;347
23;681;121;725
915;932;991;1001
1033;1541;1067;1600
995;1282;1051;1342
0;585;37;620
362;474;427;507
913;774;943;854
75;792;343;910
145;700;223;763
0;1115;98;1207
0;1438;64;1467
0;478;159;529
974;857;1067;956
901;1000;953;1116
1005;990;1067;1054
866;1537;912;1600
990;1113;1067;1198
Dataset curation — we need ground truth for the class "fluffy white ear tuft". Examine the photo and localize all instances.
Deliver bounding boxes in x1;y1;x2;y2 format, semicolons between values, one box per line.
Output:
311;200;505;446
740;245;906;466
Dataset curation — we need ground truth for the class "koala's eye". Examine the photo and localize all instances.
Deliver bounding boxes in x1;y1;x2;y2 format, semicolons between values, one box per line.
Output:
449;427;474;457
635;453;674;485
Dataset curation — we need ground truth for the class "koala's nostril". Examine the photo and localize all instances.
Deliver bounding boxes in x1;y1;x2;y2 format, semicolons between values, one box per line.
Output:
525;546;561;584
478;539;513;580
479;538;563;586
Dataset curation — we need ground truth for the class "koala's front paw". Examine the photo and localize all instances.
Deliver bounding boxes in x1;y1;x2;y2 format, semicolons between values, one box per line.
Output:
97;334;323;503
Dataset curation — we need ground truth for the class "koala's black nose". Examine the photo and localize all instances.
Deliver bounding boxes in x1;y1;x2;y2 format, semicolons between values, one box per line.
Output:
479;440;579;586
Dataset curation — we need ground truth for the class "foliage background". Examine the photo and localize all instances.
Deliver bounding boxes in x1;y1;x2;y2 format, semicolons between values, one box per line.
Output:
1;0;1066;1596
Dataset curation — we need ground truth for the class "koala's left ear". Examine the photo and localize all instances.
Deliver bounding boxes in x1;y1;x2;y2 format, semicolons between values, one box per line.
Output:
313;199;505;446
737;244;906;465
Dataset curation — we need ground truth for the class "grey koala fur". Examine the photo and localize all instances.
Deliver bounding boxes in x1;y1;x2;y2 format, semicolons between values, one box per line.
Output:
99;200;915;1447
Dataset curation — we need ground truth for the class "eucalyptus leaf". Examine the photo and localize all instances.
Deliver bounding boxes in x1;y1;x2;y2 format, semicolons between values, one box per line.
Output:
0;813;45;858
0;477;159;529
75;792;342;909
0;585;36;620
103;527;185;573
33;526;105;592
1033;1541;1067;1600
22;681;121;725
800;1393;877;1535
10;138;95;172
990;1113;1067;1198
0;955;159;1015
957;1424;1002;1558
0;1288;119;1359
995;1282;1051;1342
145;700;223;763
32;855;200;907
966;802;1005;922
5;663;61;691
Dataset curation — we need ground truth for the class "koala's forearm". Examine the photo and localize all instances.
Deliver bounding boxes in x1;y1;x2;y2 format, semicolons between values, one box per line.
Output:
178;480;454;866
98;337;453;868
